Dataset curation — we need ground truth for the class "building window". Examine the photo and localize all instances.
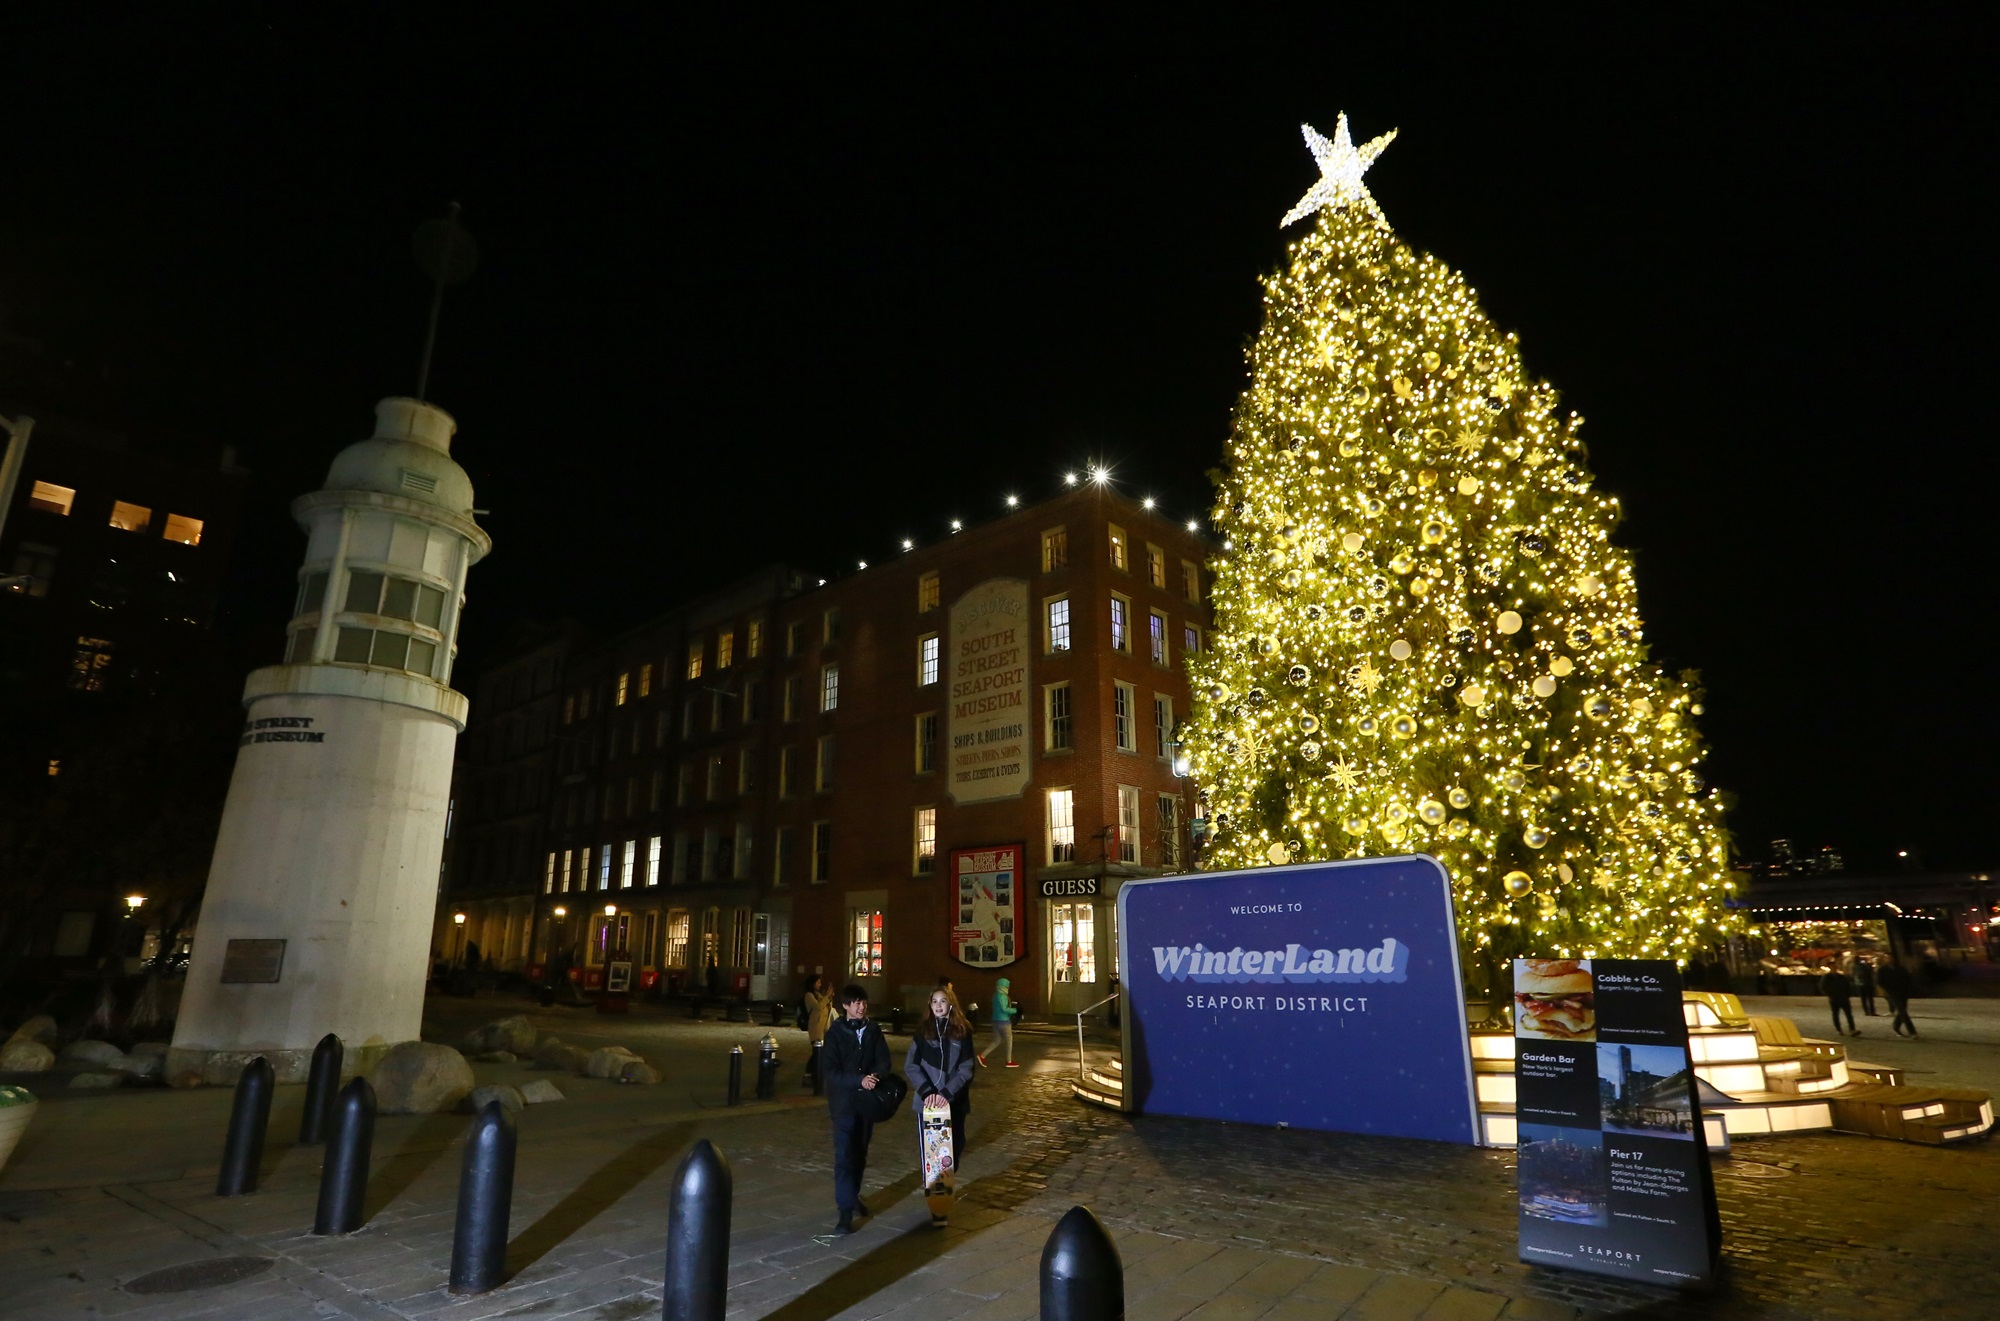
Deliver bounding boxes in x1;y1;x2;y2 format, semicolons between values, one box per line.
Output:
599;843;613;890
626;775;642;815
710;690;727;732
286;626;317;663
1113;682;1136;752
1147;544;1166;588
918;634;940;686
731;909;752;967
1157;796;1182;869
1110;596;1130;652
647;835;663;886
68;636;115;691
774;826;794;885
686;641;703;679
1052;902;1097;983
580;686;593;720
621;839;637;888
815;734;835;791
665;910;690;968
779;745;799;796
677;762;694;806
706;754;724;801
561;848;574;892
656;708;671;748
1048;788;1076;864
782;675;803;721
1149;611;1168;665
343;571;447;628
850;908;883;978
747;619;764;658
786;620;806;656
717;630;735;668
564;695;576;724
650;768;665;811
821;663;839;713
616;672;630;706
544;851;556;895
682;698;698;738
1041;526;1068;572
1182;560;1201;603
738;747;757;794
1046;597;1071;652
917;572;940;612
1046;683;1073;751
1108;524;1128;571
164;513;204;546
1117;785;1141;864
742;676;764;722
823;608;841;644
638;662;653;697
813;821;833;882
1183;624;1200;656
914;807;936;875
6;542;56;598
108;500;152;534
1153;694;1174;758
28;480;75;515
331;627;438;678
915;713;938;773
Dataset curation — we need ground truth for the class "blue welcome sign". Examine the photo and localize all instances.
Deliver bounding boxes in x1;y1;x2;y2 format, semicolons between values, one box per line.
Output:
1117;854;1479;1145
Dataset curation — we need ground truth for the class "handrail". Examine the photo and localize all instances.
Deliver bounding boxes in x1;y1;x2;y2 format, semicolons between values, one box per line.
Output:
1075;991;1120;1081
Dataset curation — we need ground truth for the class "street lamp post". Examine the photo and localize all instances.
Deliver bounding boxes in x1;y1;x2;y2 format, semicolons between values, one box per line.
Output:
452;911;467;967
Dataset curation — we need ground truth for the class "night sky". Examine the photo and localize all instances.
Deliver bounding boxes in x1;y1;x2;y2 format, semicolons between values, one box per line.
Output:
5;12;1991;868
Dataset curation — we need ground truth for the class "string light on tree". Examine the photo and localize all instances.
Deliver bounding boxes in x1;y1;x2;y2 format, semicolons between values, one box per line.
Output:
1186;116;1743;995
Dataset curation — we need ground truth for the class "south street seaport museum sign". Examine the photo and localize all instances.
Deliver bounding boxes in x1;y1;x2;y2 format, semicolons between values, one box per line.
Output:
947;579;1029;804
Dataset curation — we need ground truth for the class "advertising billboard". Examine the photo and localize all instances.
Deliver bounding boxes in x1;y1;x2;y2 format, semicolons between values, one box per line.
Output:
1514;958;1721;1287
946;578;1030;804
1117;854;1478;1145
950;844;1021;969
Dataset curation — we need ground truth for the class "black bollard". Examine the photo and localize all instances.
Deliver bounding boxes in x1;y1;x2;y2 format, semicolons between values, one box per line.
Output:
216;1056;275;1196
448;1101;518;1294
726;1045;743;1106
299;1033;344;1145
891;1005;905;1036
770;1000;784;1027
689;991;703;1020
313;1077;376;1234
1040;1205;1124;1320
811;1041;824;1097
756;1037;778;1100
662;1139;732;1321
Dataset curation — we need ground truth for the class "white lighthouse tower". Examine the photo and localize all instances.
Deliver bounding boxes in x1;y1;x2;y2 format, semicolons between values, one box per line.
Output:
169;397;490;1084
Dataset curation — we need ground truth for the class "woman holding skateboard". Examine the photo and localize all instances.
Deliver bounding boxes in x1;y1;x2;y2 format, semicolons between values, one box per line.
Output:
906;988;976;1227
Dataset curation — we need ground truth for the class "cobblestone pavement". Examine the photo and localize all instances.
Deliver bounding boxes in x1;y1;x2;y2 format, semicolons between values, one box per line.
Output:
1;996;1998;1319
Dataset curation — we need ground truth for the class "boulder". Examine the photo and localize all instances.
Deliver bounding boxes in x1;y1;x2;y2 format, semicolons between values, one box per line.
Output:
518;1079;565;1104
370;1042;476;1114
6;1015;57;1047
67;1071;124;1090
462;1015;538;1057
129;1042;170;1059
0;1041;55;1073
616;1061;660;1085
585;1046;643;1079
118;1053;163;1080
59;1040;128;1068
464;1084;525;1115
475;1051;518;1065
533;1038;591;1073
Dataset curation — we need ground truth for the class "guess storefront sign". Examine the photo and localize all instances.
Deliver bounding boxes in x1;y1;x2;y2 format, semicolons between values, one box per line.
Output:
1038;877;1100;898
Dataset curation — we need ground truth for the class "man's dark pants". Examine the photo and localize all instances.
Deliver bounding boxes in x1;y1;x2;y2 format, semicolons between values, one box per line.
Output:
832;1110;875;1214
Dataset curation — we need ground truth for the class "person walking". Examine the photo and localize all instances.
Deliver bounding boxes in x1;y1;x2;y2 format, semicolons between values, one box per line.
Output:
979;976;1017;1068
822;984;890;1234
907;988;976;1227
1820;964;1857;1035
1879;959;1918;1037
1855;955;1879;1017
801;974;833;1088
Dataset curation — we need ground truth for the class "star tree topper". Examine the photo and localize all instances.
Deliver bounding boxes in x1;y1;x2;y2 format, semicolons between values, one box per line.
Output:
1279;113;1398;227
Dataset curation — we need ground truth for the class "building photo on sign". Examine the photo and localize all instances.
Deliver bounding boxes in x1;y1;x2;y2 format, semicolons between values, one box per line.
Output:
951;844;1019;969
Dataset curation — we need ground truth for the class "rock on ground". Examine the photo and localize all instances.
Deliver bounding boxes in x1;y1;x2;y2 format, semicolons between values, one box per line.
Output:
585;1047;643;1079
59;1040;127;1068
462;1015;537;1056
533;1038;592;1073
0;1041;55;1072
117;1053;163;1079
464;1084;525;1115
67;1072;124;1090
616;1061;660;1085
518;1079;565;1104
475;1050;517;1064
371;1042;476;1114
5;1016;57;1047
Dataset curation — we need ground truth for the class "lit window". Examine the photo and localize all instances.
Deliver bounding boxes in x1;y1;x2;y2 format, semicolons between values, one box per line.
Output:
622;839;637;889
1154;694;1173;758
1047;597;1071;652
1118;785;1141;863
1052;902;1097;983
1158;795;1182;868
849;906;882;976
615;672;629;706
815;734;835;791
914;807;936;875
561;848;573;891
915;713;938;773
108;501;152;534
1182;560;1201;603
918;634;939;686
1150;611;1168;665
918;573;940;612
1108;525;1128;571
647;835;662;886
686;641;703;679
599;843;613;890
163;513;204;546
28;481;75;515
665;911;690;966
821;663;839;712
747;619;764;658
1110;596;1129;651
813;821;834;882
1048;788;1076;864
717;631;735;668
1114;682;1136;752
1147;545;1165;588
638;662;653;697
1183;625;1199;655
1042;527;1068;572
1046;683;1073;751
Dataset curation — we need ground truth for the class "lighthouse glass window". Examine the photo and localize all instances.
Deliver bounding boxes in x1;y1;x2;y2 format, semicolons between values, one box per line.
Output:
1052;903;1096;983
850;909;884;978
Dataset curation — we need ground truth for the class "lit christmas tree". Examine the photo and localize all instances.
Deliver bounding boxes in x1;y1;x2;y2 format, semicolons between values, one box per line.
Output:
1186;116;1742;993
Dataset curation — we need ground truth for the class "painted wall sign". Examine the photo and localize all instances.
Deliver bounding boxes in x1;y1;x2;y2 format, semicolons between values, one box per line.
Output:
951;844;1021;968
1117;855;1478;1144
219;938;287;984
946;579;1029;804
1514;958;1722;1288
239;715;325;747
1038;876;1100;898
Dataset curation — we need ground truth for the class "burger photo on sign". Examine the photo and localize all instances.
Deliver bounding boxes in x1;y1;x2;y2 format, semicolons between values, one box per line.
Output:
1513;959;1597;1041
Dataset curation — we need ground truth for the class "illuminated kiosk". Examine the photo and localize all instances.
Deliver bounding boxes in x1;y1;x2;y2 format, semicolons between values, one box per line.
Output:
169;398;489;1084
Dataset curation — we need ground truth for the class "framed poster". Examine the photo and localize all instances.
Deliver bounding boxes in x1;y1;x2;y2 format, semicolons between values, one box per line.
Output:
950;844;1021;968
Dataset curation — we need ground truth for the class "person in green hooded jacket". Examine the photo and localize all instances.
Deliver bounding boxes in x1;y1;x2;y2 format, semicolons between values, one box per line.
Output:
979;977;1017;1067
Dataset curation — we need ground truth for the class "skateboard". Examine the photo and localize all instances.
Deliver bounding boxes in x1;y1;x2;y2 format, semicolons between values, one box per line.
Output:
919;1095;955;1220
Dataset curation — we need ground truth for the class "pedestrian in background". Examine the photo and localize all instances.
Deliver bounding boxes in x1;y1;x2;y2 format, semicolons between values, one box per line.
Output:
1880;959;1918;1037
802;974;833;1087
822;983;889;1234
907;987;976;1226
979;976;1017;1068
1856;955;1879;1017
1821;964;1857;1036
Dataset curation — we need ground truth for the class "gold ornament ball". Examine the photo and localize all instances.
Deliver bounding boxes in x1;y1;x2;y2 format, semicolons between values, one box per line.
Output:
1299;740;1321;760
1503;871;1534;898
1385;801;1408;823
1457;476;1481;495
1342;531;1366;552
1422;520;1448;544
1342;816;1368;835
1389;639;1413;660
1523;826;1551;849
1587;695;1613;719
1550;655;1574;676
1577;574;1603;596
1338;437;1362;457
1448;787;1472;809
1390;715;1417;739
1418;468;1438;488
1532;675;1558;698
1458;683;1486;707
1445;817;1471;839
1299;714;1320;734
1418;798;1447;825
1502;770;1526;792
1420;351;1441;371
1357;715;1380;736
1497;610;1523;635
1381;821;1407;845
1266;841;1292;865
1411;578;1432;597
1557;862;1576;884
1389;553;1414;576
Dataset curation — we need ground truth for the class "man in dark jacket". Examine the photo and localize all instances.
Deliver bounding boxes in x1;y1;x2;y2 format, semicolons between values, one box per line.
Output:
1879;959;1918;1037
823;983;890;1233
1820;964;1856;1036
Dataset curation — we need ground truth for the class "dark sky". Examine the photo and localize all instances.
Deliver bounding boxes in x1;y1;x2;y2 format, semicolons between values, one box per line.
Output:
5;11;1992;869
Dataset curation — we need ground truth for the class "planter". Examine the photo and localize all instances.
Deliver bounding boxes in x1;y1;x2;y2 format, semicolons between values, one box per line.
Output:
0;1086;39;1175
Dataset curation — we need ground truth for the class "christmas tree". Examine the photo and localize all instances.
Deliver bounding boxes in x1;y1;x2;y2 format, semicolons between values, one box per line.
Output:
1186;116;1741;993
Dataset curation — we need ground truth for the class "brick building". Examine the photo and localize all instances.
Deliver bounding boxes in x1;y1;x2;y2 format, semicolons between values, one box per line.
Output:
438;484;1210;1020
